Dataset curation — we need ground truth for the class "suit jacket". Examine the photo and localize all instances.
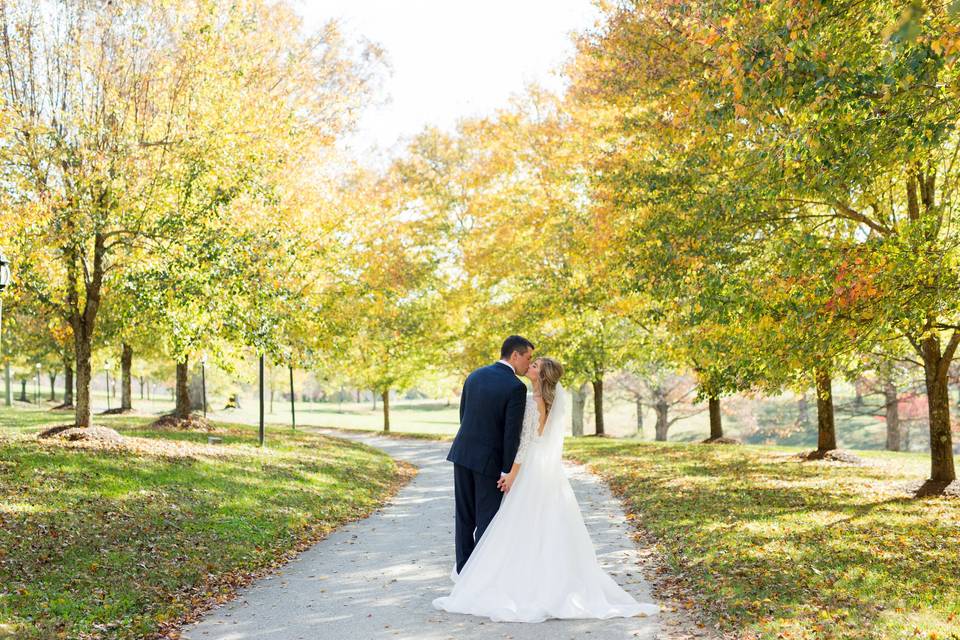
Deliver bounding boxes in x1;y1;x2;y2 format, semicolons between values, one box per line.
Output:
447;362;528;478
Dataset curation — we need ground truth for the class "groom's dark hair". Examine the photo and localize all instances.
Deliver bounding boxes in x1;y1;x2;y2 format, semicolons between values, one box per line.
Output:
501;335;534;359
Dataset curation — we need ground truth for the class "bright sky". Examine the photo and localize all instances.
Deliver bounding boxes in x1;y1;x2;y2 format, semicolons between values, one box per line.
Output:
294;0;599;158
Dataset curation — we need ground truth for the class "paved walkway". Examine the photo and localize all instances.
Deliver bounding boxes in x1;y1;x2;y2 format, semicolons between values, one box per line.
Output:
182;431;661;640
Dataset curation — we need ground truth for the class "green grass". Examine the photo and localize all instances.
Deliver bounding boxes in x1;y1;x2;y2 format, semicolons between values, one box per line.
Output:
565;438;960;640
0;406;412;640
223;398;464;436
21;378;937;448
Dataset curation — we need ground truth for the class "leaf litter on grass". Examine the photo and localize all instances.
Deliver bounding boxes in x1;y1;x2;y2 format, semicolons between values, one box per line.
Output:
565;439;960;640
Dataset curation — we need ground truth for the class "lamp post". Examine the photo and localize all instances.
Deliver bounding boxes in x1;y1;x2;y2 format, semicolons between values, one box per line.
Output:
34;363;41;406
289;364;296;431
200;353;208;419
0;251;11;407
104;360;111;411
258;353;265;446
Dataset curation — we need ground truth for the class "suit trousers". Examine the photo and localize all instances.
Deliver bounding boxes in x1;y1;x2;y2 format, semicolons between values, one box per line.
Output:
453;463;504;573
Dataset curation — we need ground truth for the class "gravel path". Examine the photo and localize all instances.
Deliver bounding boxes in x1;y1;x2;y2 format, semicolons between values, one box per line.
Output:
181;431;662;640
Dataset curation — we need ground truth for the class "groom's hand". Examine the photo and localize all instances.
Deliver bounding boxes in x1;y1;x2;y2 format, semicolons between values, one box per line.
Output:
498;472;515;493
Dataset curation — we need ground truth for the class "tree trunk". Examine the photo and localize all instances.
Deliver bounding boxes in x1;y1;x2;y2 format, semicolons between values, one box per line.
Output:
654;400;669;441
67;229;106;428
592;378;605;436
571;383;588;436
175;357;191;419
382;389;390;433
63;363;73;406
48;372;57;401
708;396;723;440
920;334;956;481
814;367;837;452
372;390;377;410
19;378;28;402
74;329;93;426
884;380;901;452
356;389;361;403
636;396;644;436
654;387;669;441
121;343;132;411
139;375;145;400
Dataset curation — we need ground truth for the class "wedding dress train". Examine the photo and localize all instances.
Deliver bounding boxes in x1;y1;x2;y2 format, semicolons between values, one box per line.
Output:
432;384;659;623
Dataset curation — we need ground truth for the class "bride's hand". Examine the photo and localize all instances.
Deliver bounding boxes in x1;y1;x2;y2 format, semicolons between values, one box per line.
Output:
498;470;517;493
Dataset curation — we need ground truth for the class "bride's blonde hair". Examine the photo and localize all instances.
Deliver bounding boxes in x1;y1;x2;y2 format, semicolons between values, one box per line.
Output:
536;357;564;416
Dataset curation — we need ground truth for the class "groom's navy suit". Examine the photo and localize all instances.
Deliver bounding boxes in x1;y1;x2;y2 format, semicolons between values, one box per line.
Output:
447;361;527;572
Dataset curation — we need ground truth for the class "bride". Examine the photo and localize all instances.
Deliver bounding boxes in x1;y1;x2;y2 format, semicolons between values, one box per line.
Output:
432;357;660;623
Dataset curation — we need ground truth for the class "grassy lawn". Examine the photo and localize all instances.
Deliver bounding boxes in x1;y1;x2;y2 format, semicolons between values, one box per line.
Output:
222;398;463;436
565;438;960;640
0;406;413;640
26;380;936;448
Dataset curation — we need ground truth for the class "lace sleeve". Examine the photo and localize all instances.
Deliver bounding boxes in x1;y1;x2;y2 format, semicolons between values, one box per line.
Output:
513;395;537;465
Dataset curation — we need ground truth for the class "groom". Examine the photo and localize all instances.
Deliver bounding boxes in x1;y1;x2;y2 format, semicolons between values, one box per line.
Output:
446;335;533;573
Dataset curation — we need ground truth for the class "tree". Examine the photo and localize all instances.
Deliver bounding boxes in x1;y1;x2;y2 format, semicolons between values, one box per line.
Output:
3;298;67;406
573;0;960;478
398;90;642;435
1;1;192;426
333;170;450;432
641;369;703;442
609;371;648;437
1;0;384;429
837;345;925;452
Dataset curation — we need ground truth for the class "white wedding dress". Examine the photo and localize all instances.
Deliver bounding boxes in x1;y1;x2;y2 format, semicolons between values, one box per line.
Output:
432;384;659;623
